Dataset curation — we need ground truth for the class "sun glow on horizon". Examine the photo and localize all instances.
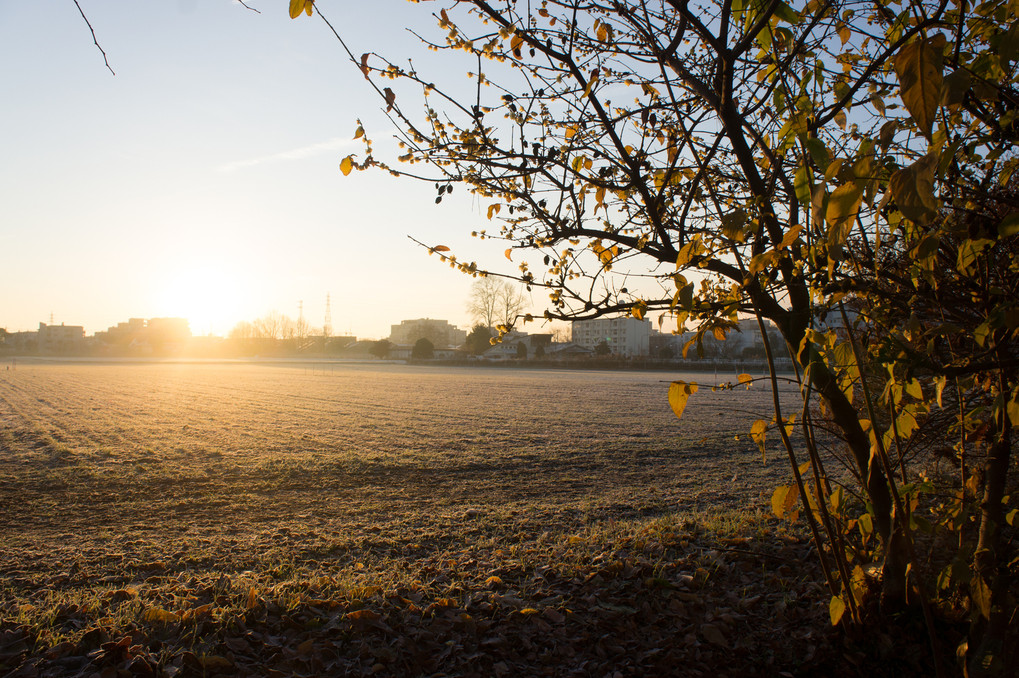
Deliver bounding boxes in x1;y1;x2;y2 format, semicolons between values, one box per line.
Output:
156;264;249;337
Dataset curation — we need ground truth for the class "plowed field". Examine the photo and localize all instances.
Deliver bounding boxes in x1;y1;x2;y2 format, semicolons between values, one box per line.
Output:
0;361;802;535
1;361;848;677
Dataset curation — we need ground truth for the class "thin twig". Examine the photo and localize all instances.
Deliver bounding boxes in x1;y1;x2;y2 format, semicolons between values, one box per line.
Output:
236;1;261;13
72;0;115;76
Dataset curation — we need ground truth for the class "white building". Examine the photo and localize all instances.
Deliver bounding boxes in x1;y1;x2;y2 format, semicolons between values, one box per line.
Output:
571;317;650;357
37;322;86;354
388;318;467;349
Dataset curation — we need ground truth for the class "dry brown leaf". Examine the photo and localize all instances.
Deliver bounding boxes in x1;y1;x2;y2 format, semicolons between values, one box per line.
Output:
543;607;565;623
701;623;728;647
350;603;383;619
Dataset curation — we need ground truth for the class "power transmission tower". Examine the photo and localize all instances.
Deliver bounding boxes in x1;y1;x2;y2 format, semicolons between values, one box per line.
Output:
323;293;332;338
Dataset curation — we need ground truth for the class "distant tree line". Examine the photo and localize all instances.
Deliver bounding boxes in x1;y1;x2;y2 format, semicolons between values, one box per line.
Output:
229;311;312;342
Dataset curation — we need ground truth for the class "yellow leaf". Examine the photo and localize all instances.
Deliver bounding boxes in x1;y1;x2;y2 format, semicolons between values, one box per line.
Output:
779;224;803;249
675;237;703;268
641;83;660;98
771;484;798;519
340;156;354;176
143;607;181;624
384;87;396;111
894;34;946;140
999;212;1019;237
520;608;540;615
668;381;698;420
829;596;847;626
596;245;618;265
353;126;364;140
487;203;501;220
510;34;524;53
748;250;777;276
505;248;513;261
737;373;753;389
825;182;863;243
1006;388;1019;426
751;419;768;457
289;0;313;19
432;245;450;252
837;23;851;46
889;155;939;223
956;238;993;275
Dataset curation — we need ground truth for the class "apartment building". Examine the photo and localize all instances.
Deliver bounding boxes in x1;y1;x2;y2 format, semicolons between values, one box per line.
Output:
388;318;467;349
571;317;651;357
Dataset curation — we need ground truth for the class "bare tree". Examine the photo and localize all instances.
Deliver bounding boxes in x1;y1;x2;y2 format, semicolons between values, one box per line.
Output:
252;311;294;341
228;321;255;341
466;277;500;329
467;277;527;330
496;283;528;331
549;324;570;344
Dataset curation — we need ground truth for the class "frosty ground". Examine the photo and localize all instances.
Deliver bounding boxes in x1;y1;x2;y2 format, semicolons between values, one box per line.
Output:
0;362;877;677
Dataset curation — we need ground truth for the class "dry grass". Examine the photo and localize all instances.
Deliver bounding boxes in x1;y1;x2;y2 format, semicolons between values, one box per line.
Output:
0;361;867;677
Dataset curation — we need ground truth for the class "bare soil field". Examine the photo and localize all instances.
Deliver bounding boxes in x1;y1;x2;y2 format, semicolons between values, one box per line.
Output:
0;361;886;677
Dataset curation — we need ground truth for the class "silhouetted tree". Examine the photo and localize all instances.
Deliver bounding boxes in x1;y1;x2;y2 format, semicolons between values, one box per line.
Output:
368;339;392;359
464;324;493;356
411;337;434;360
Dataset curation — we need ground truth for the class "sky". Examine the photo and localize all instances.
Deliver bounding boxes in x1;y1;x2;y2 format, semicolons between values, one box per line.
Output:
0;1;521;339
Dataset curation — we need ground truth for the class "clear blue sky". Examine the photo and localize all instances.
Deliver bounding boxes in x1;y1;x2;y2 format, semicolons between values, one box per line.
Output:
1;1;521;338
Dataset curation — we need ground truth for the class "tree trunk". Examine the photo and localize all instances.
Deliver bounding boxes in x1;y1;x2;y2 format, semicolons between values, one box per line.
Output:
805;358;910;605
767;295;909;605
967;415;1014;678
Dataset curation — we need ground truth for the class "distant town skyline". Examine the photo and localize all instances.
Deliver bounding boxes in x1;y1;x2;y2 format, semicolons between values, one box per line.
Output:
2;308;468;342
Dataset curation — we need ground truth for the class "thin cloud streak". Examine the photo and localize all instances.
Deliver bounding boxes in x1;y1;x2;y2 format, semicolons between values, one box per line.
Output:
217;137;357;173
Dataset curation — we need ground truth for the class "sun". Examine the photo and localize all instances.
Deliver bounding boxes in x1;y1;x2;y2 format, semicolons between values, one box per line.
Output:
157;264;245;337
